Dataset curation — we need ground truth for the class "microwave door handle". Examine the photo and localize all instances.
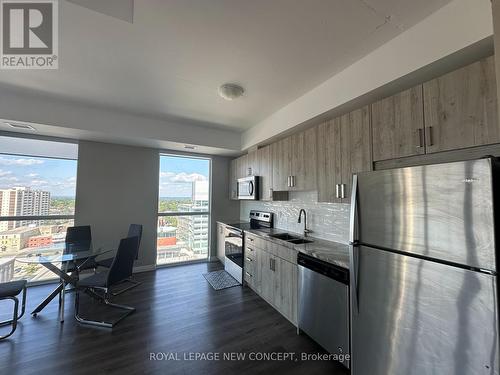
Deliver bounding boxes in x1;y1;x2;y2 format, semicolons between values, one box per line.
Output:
248;181;254;196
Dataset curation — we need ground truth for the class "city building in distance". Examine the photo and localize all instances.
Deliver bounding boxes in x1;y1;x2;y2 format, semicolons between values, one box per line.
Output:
0;187;50;231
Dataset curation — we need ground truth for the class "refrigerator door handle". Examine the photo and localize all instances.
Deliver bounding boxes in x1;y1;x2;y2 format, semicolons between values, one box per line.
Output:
351;244;360;315
349;174;360;314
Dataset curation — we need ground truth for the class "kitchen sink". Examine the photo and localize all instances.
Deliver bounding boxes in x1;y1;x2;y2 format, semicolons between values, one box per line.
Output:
269;233;301;241
288;238;313;244
269;233;313;244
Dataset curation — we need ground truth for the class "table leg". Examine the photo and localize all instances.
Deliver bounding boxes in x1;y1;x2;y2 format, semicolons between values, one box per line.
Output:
59;280;65;323
32;262;76;319
32;283;63;316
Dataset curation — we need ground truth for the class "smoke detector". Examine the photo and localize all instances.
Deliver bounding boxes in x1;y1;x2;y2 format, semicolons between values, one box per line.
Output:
218;83;245;101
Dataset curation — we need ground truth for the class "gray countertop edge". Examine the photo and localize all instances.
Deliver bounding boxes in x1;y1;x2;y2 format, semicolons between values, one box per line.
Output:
242;227;350;270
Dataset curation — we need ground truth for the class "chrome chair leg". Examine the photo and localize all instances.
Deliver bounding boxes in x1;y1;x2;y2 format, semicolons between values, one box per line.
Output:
111;277;142;296
0;297;19;340
74;289;135;328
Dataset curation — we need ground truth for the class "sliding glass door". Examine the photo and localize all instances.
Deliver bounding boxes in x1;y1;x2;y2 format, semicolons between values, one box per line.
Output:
157;154;211;265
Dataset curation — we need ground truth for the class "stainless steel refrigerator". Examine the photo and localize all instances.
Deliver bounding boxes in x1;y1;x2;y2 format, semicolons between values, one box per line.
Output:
349;158;499;375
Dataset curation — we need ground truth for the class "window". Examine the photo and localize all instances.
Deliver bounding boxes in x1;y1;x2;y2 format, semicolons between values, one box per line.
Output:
0;136;78;283
157;155;210;265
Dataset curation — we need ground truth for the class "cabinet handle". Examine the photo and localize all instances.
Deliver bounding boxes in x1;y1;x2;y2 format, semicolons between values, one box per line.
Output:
426;126;434;146
269;258;273;270
248;237;254;242
341;184;346;199
287;176;290;187
291;176;296;187
245;272;252;278
335;184;340;199
269;188;273;198
417;128;424;149
245;257;253;262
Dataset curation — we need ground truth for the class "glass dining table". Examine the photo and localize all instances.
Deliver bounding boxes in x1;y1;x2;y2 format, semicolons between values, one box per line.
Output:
16;244;117;323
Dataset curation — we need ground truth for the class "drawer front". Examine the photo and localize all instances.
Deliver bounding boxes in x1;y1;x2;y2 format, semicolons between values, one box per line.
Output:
244;269;254;285
245;233;267;250
244;254;256;273
245;232;297;264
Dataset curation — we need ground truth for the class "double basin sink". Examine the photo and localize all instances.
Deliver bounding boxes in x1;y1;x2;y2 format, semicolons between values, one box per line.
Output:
269;232;313;245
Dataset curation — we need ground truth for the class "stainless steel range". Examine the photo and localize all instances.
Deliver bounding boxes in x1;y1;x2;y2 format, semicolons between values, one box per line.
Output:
224;210;273;283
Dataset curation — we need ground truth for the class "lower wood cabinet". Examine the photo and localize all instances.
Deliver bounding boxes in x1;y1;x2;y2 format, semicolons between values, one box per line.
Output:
244;234;298;325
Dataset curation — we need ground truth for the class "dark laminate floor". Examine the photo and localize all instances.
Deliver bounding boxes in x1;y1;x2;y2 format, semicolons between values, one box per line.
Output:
0;262;349;375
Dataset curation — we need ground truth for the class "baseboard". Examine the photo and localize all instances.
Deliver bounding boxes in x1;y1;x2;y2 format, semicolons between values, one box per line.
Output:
133;264;156;273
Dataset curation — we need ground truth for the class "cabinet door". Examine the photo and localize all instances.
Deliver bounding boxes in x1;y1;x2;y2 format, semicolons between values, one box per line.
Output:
238;154;249;178
257;145;273;201
340;106;372;204
372;86;425;161
229;159;238;200
423;55;499;153
274;257;298;325
290;127;317;191
259;250;274;304
271;137;291;191
317;118;342;203
247;150;258;177
216;223;225;263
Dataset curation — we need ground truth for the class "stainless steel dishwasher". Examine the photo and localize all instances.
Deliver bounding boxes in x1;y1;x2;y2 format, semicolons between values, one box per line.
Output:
298;252;350;368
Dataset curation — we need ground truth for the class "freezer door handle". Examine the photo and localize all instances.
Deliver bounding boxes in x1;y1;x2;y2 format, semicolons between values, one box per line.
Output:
349;175;358;244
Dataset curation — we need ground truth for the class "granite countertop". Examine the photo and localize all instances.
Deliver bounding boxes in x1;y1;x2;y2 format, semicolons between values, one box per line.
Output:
243;227;350;270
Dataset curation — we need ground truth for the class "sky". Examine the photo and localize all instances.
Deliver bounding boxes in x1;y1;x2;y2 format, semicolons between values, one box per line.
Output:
0;153;209;199
159;155;210;198
0;154;77;197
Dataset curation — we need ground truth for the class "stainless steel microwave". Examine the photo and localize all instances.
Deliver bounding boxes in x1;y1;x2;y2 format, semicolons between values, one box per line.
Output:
237;176;260;200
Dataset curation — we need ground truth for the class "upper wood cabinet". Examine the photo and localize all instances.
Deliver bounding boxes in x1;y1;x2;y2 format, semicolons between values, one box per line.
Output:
256;145;273;201
271;128;317;192
423;55;499;153
247;150;258;177
372;86;425;161
271;137;291;191
317;106;372;203
291;127;317;191
237;154;249;178
317;118;341;203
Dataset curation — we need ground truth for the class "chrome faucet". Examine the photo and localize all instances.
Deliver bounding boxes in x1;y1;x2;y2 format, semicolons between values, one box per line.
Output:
298;209;311;237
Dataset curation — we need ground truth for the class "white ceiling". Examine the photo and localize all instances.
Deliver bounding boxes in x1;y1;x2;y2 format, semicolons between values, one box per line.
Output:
0;0;452;132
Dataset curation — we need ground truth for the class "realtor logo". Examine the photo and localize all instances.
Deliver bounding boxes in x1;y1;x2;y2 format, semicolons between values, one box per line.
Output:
1;0;58;69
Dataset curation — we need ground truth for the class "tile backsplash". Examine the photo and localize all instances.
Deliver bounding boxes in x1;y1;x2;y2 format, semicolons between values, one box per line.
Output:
240;191;351;244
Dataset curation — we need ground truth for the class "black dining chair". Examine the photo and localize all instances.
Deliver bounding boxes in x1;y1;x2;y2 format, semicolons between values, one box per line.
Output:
0;280;27;340
64;226;97;273
96;224;143;295
74;236;139;328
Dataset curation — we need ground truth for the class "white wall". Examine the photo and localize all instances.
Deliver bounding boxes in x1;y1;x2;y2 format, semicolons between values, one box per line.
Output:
242;0;494;149
75;141;159;270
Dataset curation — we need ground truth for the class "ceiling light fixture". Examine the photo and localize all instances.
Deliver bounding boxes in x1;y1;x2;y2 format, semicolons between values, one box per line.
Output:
5;121;36;131
184;145;196;150
218;83;245;101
